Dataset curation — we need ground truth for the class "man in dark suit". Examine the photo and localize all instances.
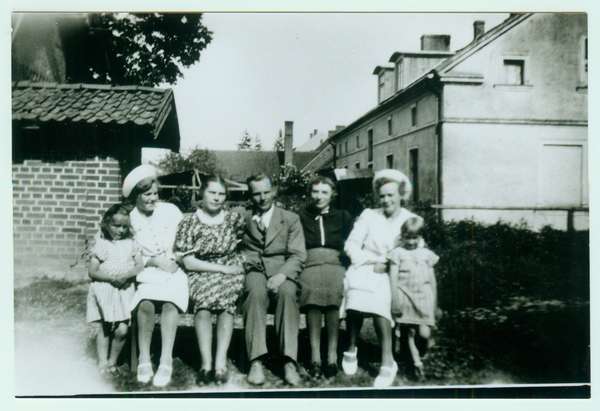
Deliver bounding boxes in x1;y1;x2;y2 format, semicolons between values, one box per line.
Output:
239;172;307;386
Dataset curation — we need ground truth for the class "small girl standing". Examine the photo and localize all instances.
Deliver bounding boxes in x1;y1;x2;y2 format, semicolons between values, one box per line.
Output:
387;217;439;381
87;204;144;373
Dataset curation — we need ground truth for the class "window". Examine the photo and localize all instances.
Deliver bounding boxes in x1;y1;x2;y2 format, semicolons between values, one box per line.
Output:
503;59;525;85
368;163;373;170
345;140;348;154
356;135;360;149
411;105;417;127
387;118;392;136
338;144;341;156
396;59;404;91
386;154;394;169
367;129;373;162
409;149;419;202
355;162;360;169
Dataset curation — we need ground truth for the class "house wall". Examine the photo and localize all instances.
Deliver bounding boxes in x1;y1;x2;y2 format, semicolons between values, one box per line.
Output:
12;158;122;282
444;13;587;122
440;13;588;230
441;122;588;231
336;92;439;203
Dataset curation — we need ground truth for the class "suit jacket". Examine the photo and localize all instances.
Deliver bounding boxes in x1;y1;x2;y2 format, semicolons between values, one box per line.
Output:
238;206;307;281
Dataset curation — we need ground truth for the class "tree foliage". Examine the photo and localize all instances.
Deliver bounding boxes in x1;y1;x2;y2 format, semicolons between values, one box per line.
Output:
153;146;222;175
237;130;253;151
273;129;285;151
80;13;212;86
253;135;263;151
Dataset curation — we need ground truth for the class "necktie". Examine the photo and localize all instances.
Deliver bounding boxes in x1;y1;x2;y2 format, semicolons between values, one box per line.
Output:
253;214;266;233
314;207;329;246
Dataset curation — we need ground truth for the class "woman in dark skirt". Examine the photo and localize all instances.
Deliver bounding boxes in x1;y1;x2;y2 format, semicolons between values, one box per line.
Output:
298;176;353;378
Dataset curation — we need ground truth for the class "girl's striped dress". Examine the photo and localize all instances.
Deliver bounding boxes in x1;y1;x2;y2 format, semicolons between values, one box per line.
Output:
86;238;139;323
386;246;439;326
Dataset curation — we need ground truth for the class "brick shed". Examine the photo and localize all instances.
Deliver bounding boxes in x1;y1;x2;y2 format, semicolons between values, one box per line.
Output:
12;82;181;281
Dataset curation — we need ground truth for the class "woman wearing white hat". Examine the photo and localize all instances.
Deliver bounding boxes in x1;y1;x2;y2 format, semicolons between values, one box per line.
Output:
123;165;189;387
340;169;418;388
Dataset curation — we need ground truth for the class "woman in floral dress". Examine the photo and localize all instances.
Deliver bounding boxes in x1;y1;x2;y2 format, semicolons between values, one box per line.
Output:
175;175;246;385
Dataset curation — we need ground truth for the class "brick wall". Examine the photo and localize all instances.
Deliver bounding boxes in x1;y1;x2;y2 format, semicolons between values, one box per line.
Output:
12;158;122;282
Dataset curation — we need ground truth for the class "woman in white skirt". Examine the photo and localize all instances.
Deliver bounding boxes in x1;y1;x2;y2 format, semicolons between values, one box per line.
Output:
124;165;189;387
341;169;419;388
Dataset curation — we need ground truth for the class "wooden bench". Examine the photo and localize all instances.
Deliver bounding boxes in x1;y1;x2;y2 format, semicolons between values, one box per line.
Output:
130;312;307;369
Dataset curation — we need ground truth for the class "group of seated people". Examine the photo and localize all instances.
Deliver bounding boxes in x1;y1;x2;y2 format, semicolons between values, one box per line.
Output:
87;165;439;389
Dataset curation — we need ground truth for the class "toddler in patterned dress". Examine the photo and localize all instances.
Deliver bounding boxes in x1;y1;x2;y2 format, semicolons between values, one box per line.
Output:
87;204;144;373
387;217;439;381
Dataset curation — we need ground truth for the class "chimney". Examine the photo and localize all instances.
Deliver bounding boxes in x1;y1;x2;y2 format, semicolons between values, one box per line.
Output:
473;21;485;40
284;121;293;167
335;125;345;133
420;35;450;52
328;130;335;138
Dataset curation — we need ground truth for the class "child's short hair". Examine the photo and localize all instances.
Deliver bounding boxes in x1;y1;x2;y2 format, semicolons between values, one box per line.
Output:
401;217;425;237
100;204;132;240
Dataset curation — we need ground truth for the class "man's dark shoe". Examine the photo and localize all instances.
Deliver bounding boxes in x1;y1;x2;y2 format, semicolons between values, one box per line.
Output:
323;363;339;378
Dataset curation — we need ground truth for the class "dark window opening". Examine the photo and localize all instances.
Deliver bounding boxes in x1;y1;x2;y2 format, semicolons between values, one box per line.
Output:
411;106;417;127
386;154;393;169
410;148;419;202
368;130;373;162
504;59;525;85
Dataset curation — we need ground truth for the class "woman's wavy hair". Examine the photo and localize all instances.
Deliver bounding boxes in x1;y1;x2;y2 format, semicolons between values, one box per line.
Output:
100;204;132;240
199;174;229;199
373;176;410;199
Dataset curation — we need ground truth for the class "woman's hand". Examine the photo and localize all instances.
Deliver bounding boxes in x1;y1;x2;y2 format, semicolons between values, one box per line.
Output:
147;257;179;273
373;262;387;273
221;264;245;275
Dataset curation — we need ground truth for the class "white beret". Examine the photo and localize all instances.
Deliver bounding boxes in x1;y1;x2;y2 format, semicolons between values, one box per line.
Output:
122;165;158;198
373;169;412;201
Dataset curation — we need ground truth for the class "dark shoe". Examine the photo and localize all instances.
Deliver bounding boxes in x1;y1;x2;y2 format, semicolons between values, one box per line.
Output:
413;364;425;382
247;360;266;385
197;369;212;385
307;362;322;378
323;363;339;378
214;368;229;385
283;361;301;386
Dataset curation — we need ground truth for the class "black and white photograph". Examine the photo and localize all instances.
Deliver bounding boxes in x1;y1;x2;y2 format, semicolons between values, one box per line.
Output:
9;2;593;402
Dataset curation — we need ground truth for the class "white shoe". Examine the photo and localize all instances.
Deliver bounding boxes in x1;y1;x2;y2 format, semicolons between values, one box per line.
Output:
152;364;172;387
342;348;358;375
137;362;153;383
373;361;398;388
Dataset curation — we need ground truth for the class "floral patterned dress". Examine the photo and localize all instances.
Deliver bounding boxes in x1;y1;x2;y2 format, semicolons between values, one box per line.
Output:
175;209;246;315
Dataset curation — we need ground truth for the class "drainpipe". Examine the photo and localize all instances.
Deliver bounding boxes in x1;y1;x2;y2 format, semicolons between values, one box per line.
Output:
426;72;443;222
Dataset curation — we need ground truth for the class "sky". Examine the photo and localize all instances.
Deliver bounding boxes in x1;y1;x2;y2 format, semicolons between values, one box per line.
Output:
146;12;511;160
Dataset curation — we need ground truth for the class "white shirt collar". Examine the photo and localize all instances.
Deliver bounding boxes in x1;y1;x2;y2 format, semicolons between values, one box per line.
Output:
253;205;275;229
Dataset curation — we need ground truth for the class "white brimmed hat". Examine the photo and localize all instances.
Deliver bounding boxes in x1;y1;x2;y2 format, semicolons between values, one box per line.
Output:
373;169;412;200
122;165;158;198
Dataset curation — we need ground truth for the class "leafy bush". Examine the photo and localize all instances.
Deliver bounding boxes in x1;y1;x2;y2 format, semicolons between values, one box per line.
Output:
407;201;590;312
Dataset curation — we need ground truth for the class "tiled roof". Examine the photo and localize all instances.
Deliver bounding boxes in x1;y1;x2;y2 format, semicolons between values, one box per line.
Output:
213;150;317;182
12;82;176;137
